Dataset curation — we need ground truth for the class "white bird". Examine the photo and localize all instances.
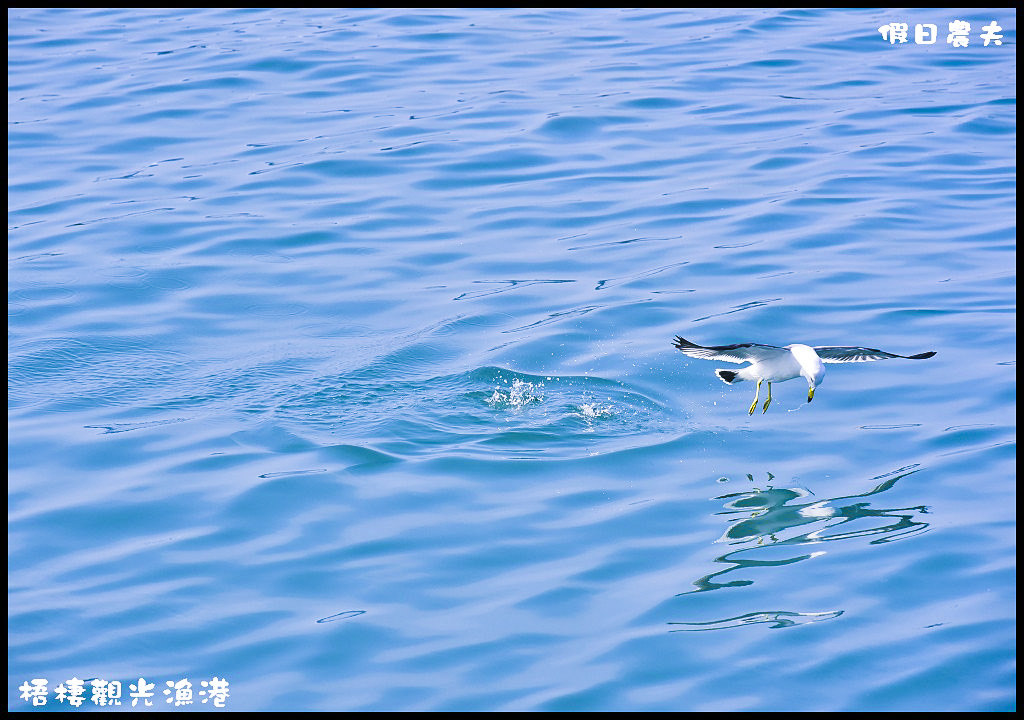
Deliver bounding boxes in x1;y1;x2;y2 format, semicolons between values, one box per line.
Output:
672;336;936;415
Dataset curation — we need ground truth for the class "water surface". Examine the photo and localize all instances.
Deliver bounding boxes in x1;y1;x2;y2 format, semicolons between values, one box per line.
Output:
9;8;1016;712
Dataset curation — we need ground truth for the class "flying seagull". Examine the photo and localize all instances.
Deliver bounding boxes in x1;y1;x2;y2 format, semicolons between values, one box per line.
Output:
672;336;936;415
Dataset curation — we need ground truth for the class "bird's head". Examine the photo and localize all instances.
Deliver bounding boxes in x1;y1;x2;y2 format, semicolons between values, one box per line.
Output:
788;344;826;402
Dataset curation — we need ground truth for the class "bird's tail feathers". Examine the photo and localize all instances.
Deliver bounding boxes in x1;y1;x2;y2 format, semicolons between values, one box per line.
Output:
715;369;741;384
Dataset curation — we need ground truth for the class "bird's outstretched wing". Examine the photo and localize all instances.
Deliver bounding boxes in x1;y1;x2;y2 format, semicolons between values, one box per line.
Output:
673;336;787;364
813;346;936;363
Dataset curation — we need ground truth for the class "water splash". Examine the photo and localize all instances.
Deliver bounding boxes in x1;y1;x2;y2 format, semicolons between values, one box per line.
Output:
268;365;675;459
486;377;544;410
571;397;616;433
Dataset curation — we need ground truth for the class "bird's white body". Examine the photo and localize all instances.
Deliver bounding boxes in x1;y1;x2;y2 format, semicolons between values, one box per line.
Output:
729;343;825;386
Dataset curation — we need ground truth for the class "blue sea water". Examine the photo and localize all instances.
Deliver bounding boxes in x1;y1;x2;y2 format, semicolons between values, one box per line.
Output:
8;7;1016;712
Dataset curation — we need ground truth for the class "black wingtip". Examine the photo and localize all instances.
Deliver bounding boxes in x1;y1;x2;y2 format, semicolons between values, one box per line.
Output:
908;351;936;359
672;335;694;351
715;369;739;384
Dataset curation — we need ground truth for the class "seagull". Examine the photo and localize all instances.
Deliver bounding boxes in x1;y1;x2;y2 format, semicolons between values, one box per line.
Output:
672;336;936;415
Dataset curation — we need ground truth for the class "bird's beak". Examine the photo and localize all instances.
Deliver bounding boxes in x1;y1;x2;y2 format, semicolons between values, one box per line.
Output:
807;387;815;403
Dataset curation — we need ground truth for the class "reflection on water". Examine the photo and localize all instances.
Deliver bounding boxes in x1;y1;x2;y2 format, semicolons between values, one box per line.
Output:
670;465;930;630
669;610;844;632
719;467;928;544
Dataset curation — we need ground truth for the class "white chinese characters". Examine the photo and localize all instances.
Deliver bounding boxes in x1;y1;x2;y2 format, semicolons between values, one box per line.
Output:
879;20;1004;46
18;676;229;708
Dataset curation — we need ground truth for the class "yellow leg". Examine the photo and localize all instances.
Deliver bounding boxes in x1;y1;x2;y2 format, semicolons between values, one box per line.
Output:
808;386;815;403
762;382;772;413
748;379;762;415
